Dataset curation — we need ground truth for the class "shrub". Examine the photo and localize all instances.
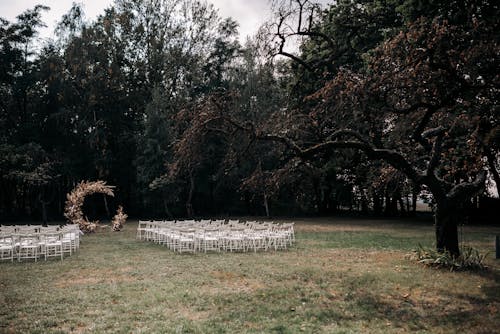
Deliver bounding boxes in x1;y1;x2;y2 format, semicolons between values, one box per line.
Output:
409;244;489;271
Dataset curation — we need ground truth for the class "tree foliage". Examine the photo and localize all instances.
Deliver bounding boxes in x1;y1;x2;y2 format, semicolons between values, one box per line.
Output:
165;0;498;255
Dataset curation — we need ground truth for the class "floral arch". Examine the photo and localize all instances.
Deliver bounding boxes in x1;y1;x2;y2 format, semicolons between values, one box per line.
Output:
64;180;126;233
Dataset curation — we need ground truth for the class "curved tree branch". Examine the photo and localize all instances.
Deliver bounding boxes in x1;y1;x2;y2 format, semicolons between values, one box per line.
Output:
426;127;445;175
273;13;314;72
447;170;487;200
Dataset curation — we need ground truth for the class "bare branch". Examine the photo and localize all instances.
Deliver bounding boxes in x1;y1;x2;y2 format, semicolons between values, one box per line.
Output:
277;49;314;72
256;133;303;155
411;107;435;151
269;0;335;73
252;127;423;185
422;126;445;139
297;0;304;32
298;140;423;183
274;13;314;72
426;129;445;175
326;129;373;146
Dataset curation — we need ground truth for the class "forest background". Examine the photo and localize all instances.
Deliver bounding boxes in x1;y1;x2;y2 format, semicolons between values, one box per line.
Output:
1;0;498;229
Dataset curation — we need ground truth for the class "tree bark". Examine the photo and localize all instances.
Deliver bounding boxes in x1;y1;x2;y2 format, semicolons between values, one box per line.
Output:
263;192;270;218
412;188;418;214
186;170;195;218
372;190;382;216
434;200;461;257
360;191;369;213
485;149;500;197
397;194;406;216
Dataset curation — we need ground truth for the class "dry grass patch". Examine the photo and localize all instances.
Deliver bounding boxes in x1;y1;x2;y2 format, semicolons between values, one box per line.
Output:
206;270;266;294
1;218;499;333
53;267;138;288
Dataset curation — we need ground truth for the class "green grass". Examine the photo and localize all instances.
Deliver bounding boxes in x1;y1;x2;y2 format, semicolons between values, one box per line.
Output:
1;218;499;333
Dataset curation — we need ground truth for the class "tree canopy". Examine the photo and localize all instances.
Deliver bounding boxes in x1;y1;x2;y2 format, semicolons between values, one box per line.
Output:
1;0;498;255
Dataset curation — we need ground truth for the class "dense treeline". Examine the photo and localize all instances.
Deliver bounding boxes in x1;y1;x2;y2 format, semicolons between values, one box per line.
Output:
1;0;498;234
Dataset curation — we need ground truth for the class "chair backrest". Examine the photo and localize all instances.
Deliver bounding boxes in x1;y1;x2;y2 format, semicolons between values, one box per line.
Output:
0;234;14;246
179;229;195;238
211;219;225;225
17;226;37;234
0;226;16;234
39;232;62;243
16;233;39;245
230;227;245;236
203;228;219;236
40;226;60;233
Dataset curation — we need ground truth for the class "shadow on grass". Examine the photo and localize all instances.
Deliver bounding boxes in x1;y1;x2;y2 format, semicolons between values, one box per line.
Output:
299;231;434;251
466;268;500;300
340;270;500;333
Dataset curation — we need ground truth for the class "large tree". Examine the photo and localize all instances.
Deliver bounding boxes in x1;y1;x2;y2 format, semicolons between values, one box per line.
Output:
171;3;498;255
299;17;498;256
258;0;499;255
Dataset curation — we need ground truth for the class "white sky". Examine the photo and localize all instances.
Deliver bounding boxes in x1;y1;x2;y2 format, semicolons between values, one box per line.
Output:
0;0;273;42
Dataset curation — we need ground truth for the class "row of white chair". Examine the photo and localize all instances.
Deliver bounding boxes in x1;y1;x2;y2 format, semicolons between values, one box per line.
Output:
137;219;295;253
0;225;81;262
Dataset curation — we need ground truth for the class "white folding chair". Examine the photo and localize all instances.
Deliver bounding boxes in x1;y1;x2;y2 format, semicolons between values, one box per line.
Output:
39;232;63;261
246;226;268;252
199;228;220;253
0;234;15;262
61;226;79;256
176;229;195;253
225;228;246;252
16;234;39;262
268;226;288;251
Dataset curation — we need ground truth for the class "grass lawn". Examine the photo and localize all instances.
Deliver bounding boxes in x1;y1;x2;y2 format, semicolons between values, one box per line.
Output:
1;217;499;333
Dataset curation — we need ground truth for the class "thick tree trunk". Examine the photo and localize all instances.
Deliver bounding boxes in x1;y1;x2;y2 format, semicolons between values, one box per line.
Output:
485;149;500;197
412;189;418;214
434;200;461;257
397;194;406;216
